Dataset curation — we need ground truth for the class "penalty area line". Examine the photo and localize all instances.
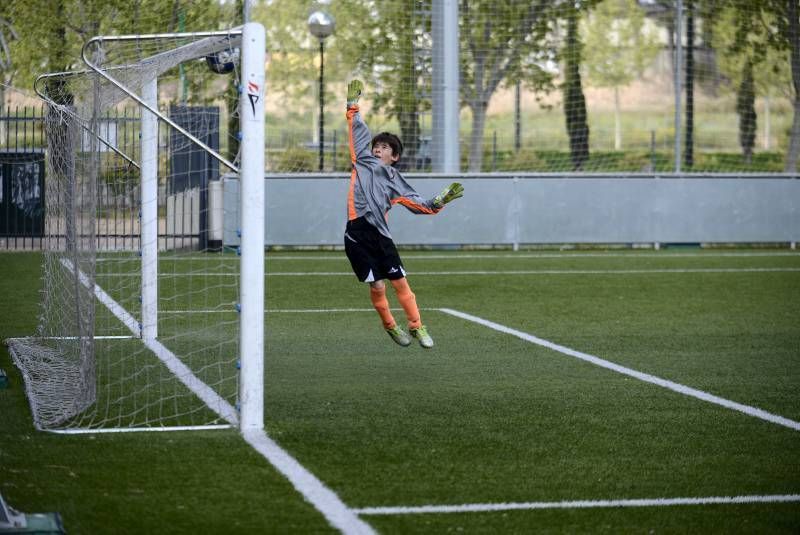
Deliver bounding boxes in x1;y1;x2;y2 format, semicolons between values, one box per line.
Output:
354;494;800;516
438;308;800;432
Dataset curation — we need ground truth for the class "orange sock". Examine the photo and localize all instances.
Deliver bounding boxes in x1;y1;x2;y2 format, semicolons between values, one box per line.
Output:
370;285;396;329
391;278;421;329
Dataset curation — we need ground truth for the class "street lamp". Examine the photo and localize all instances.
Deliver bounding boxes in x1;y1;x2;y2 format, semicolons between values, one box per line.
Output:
308;9;335;171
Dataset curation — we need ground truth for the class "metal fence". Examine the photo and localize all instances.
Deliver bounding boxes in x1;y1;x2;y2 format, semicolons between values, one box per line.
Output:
0;105;212;251
0;106;46;250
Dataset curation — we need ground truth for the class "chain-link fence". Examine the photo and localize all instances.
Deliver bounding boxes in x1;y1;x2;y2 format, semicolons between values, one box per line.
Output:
261;0;799;174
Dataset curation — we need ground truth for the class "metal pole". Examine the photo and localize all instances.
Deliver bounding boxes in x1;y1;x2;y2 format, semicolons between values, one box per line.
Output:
674;0;683;173
515;80;521;153
319;41;325;172
141;77;158;342
432;0;460;172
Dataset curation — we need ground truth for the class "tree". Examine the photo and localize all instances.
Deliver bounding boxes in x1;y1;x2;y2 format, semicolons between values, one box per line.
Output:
368;0;430;171
788;0;800;173
460;0;555;171
0;3;19;142
562;2;589;170
256;1;567;173
736;59;756;164
713;2;793;164
582;0;660;151
722;0;800;171
0;5;19;106
7;0;233;94
255;0;378;160
684;0;694;168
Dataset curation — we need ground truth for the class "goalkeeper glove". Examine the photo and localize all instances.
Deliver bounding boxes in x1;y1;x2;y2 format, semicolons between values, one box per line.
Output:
432;182;464;208
347;79;363;107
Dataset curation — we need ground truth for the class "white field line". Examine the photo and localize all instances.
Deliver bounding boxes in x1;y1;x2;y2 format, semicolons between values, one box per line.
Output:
94;267;800;277
60;259;373;535
243;431;376;535
440;308;800;432
98;251;800;262
60;258;240;426
355;308;800;518
354;494;800;516
160;308;404;314
159;307;444;315
61;259;141;334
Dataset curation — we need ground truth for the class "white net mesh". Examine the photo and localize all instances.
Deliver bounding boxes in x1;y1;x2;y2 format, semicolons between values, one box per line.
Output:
9;29;245;430
259;0;795;174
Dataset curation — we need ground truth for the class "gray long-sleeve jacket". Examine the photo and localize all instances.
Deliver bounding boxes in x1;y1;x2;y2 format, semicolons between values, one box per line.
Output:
346;105;441;239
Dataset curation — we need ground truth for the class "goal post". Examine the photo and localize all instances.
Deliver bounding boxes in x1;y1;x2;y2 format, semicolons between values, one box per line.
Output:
237;22;266;433
9;23;266;434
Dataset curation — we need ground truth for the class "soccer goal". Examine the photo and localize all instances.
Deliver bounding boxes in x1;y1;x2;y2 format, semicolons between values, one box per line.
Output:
8;23;266;433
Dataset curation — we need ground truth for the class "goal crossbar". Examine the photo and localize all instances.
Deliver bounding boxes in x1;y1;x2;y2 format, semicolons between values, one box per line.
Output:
81;29;243;173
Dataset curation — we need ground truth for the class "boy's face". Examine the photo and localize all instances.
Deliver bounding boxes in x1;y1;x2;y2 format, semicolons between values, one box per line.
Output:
373;142;399;166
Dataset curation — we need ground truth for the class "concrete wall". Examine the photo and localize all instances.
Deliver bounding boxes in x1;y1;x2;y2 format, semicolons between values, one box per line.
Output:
222;173;800;247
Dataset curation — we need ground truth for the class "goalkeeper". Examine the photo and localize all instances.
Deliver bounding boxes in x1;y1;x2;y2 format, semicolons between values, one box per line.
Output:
343;79;464;349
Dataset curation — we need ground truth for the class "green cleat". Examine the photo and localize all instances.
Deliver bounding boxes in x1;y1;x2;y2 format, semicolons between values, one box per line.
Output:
386;325;412;347
410;325;434;348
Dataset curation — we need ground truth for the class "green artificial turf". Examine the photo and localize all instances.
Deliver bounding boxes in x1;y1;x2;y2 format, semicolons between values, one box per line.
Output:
1;249;799;533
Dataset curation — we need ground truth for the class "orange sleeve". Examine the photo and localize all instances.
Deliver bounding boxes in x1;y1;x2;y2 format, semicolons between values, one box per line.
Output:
346;106;359;165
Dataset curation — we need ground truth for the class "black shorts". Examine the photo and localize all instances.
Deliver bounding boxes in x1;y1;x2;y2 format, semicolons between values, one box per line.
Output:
344;217;406;283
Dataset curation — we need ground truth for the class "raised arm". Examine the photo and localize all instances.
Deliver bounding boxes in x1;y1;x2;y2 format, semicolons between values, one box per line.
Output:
345;80;373;163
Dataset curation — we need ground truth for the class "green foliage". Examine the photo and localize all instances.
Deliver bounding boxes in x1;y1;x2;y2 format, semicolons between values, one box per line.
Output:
460;0;559;171
270;146;317;172
582;0;660;89
5;0;238;92
718;0;800;171
711;5;792;99
475;148;786;173
256;0;375;101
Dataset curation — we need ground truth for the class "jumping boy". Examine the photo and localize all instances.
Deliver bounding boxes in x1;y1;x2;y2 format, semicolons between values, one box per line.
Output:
344;79;464;348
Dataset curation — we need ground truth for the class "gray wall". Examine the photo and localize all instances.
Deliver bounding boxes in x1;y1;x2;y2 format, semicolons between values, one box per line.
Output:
222;173;800;247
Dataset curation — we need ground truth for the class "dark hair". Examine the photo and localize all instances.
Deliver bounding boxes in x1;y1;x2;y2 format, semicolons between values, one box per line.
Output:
371;132;404;165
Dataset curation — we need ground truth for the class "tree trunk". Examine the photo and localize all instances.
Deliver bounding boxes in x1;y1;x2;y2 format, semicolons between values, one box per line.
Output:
399;110;420;171
468;99;488;172
563;9;589;171
786;98;800;172
514;80;521;153
737;60;756;165
0;86;5;143
763;93;771;150
683;0;694;169
397;29;419;171
614;86;621;151
785;0;800;172
226;0;244;163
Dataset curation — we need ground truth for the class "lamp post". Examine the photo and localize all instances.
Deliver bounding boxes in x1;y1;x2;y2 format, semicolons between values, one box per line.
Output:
308;9;335;171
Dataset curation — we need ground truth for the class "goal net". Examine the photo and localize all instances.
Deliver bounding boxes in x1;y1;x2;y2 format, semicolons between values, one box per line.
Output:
8;24;266;432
